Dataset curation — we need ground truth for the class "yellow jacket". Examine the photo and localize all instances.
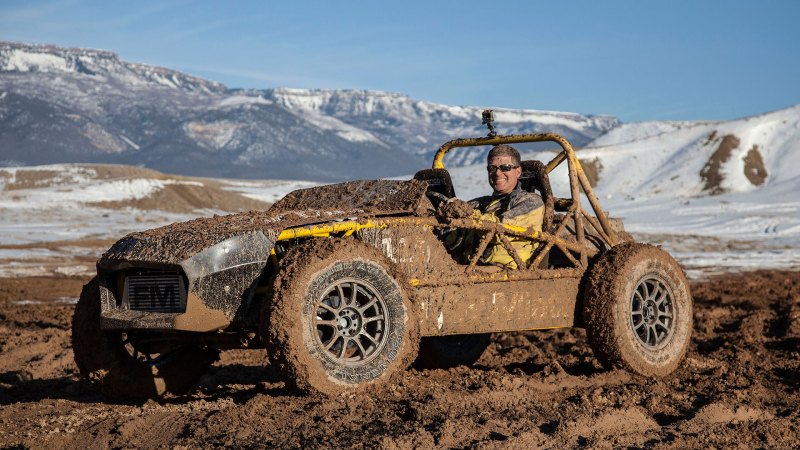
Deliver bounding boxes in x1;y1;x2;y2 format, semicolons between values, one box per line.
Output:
468;185;544;269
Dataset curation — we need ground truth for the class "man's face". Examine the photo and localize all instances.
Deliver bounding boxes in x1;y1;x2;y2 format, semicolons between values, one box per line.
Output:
487;155;521;195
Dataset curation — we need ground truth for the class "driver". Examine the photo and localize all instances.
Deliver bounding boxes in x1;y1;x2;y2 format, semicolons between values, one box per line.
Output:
467;144;544;269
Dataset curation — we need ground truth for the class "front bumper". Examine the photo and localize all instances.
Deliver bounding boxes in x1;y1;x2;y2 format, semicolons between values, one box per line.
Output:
98;231;273;332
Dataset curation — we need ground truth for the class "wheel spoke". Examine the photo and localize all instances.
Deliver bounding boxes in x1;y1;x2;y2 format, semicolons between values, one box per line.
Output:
316;319;337;327
354;337;368;358
358;297;378;314
351;282;359;305
650;283;661;301
364;315;384;324
318;302;337;315
338;338;349;359
336;284;347;306
325;335;341;351
655;290;669;307
360;331;379;347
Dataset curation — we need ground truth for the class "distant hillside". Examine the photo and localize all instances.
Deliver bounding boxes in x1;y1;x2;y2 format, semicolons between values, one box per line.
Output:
0;163;280;214
578;104;800;199
0;41;618;181
449;104;800;204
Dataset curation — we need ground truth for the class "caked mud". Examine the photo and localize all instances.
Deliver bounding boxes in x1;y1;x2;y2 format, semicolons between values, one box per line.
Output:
1;269;798;448
99;179;432;265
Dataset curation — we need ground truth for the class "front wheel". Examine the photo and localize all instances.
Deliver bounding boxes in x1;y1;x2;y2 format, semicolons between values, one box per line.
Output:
583;243;693;377
71;278;218;400
264;240;419;396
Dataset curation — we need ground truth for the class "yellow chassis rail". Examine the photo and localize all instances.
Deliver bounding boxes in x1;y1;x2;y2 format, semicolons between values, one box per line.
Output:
274;216;597;285
275;216;590;257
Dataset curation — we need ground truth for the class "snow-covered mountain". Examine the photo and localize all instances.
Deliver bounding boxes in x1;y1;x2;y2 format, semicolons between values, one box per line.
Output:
265;88;618;166
0;41;617;181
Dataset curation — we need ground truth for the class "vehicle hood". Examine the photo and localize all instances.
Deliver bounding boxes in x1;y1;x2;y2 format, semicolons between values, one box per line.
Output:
98;179;431;266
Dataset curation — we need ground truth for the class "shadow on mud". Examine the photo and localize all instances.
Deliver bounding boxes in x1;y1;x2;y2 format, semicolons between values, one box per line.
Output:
0;372;102;405
188;363;303;403
0;364;301;406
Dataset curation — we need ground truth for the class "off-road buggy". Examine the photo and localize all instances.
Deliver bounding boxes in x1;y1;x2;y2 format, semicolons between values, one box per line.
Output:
72;112;693;400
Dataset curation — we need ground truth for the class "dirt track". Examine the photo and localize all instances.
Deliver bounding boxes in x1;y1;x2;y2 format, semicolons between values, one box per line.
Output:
1;270;798;449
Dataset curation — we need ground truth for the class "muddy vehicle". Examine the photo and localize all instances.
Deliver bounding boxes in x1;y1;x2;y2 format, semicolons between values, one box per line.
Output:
72;112;693;400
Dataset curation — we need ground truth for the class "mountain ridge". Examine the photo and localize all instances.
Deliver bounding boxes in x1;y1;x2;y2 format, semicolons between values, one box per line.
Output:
0;41;618;180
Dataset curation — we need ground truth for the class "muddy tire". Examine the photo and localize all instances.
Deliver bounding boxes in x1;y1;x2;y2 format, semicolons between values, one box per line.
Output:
71;278;218;401
583;243;692;377
264;239;419;396
414;334;491;369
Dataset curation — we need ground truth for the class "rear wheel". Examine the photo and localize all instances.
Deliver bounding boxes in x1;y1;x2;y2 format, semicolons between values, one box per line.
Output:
71;278;218;400
414;333;491;369
583;243;692;377
264;240;419;396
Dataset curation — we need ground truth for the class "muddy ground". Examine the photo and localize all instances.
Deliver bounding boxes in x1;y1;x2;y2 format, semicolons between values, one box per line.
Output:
0;270;798;449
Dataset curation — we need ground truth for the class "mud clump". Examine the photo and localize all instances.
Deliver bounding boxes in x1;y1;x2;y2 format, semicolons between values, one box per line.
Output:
269;179;430;216
1;270;800;448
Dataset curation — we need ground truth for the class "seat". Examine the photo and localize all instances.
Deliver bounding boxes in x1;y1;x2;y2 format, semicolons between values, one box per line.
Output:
413;168;456;200
519;160;554;233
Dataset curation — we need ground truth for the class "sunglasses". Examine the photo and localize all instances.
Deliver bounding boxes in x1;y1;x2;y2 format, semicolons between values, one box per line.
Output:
486;164;519;173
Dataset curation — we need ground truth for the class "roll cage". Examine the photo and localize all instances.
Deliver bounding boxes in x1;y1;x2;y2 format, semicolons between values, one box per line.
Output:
429;131;622;269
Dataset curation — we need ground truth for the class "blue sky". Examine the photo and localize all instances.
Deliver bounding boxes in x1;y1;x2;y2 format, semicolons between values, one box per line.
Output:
2;0;799;122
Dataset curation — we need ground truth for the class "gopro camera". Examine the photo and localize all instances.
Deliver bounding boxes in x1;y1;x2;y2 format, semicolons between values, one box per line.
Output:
482;109;497;137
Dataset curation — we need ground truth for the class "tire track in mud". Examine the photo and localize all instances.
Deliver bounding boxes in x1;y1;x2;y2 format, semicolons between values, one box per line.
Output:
0;270;799;448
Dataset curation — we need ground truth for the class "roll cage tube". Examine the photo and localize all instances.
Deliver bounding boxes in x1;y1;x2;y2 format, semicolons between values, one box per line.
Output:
432;132;620;248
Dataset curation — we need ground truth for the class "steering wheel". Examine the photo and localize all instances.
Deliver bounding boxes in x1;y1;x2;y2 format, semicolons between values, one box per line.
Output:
425;191;469;252
426;190;451;209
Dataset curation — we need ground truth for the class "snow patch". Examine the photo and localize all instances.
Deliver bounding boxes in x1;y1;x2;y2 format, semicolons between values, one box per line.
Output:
2;49;69;72
217;95;273;108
